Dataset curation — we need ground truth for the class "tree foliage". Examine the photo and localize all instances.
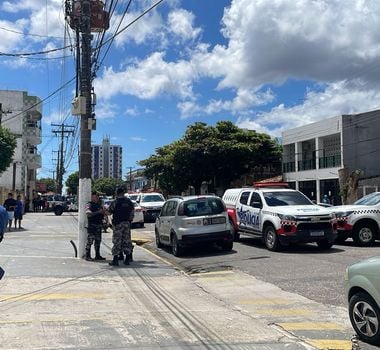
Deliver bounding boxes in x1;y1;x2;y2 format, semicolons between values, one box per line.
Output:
65;171;79;195
0;127;17;175
93;177;126;196
37;177;56;193
139;121;282;194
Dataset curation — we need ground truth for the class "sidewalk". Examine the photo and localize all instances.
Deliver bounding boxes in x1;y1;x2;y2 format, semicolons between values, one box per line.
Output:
0;212;315;350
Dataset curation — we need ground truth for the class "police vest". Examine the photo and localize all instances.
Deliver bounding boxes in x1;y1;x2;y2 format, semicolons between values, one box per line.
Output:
87;202;103;225
111;197;133;225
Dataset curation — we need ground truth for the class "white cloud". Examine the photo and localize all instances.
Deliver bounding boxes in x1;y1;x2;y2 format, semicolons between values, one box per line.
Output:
95;102;118;120
236;80;380;137
214;0;380;89
130;136;147;142
178;88;275;119
168;9;202;42
94;52;198;100
125;107;139;117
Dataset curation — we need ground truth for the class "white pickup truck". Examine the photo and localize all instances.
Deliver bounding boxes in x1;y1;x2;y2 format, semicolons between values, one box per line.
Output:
222;183;337;251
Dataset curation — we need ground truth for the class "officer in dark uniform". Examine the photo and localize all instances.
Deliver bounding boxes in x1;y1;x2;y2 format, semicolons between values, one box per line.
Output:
108;188;134;266
85;192;106;261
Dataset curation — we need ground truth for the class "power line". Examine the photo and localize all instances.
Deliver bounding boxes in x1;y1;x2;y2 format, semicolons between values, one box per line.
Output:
0;44;74;57
0;25;65;39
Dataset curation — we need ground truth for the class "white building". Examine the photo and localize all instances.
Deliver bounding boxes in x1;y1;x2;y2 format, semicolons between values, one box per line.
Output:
0;90;42;202
91;136;122;180
282;109;380;205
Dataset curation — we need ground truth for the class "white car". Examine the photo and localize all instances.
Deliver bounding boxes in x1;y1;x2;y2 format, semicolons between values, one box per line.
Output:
155;195;233;256
332;192;380;245
137;193;166;222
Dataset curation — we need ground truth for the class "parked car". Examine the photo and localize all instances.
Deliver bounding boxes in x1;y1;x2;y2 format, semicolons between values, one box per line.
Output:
155;195;233;256
331;192;380;245
346;256;380;345
137;193;166;222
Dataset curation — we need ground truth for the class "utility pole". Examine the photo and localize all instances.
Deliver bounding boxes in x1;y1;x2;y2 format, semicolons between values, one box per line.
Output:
51;123;75;195
66;0;109;258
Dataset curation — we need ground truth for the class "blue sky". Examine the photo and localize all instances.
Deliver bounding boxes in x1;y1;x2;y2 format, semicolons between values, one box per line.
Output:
2;0;380;182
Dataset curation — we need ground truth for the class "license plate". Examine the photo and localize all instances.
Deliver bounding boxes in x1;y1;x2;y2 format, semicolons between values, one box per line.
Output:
310;231;324;236
211;217;226;224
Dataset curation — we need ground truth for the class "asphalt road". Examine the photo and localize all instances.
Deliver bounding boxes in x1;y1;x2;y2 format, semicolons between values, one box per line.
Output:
142;223;380;349
145;223;380;308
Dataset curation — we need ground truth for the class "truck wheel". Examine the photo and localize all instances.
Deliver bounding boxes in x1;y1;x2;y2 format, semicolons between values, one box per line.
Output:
353;222;376;246
264;225;281;251
54;206;63;216
229;218;240;242
317;240;333;250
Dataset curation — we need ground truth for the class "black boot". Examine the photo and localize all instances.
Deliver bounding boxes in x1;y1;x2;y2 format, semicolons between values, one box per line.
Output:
85;250;93;261
94;247;105;261
124;253;130;265
109;255;119;266
118;252;124;260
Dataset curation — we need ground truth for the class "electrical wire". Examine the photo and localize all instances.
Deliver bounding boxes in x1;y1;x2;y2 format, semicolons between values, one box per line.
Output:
0;25;65;39
0;44;74;57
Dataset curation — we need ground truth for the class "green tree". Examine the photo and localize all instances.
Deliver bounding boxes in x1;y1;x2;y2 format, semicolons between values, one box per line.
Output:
0;126;17;175
93;177;126;196
37;177;56;193
65;171;79;195
139;121;282;194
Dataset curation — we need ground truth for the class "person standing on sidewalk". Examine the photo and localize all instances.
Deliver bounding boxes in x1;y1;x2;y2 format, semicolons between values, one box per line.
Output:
0;205;7;242
3;193;17;231
14;195;24;229
108;188;134;266
85;192;106;261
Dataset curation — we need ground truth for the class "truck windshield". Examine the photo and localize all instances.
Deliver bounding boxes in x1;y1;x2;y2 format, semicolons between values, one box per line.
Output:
263;191;313;206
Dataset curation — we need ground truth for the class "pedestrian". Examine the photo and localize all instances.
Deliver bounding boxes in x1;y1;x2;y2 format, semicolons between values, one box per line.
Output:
322;194;330;204
14;195;24;229
107;188;134;266
0;205;8;243
3;193;17;231
85;191;106;261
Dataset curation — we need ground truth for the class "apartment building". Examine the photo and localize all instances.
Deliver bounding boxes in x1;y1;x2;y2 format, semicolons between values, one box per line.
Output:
0;90;42;202
91;136;122;180
282;109;380;205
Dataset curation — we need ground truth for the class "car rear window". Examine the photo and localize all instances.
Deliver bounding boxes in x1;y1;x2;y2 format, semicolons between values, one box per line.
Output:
141;195;164;202
183;198;225;217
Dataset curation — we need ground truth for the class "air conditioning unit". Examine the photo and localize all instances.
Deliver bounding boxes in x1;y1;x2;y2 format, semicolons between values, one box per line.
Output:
71;96;86;115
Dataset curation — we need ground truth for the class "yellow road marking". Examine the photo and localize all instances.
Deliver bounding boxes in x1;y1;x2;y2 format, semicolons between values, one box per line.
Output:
0;317;105;324
255;308;313;316
238;298;293;305
0;292;104;302
307;339;352;350
279;322;345;331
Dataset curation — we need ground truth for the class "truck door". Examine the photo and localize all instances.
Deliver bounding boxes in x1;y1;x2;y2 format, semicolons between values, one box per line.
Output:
246;192;262;234
236;191;252;232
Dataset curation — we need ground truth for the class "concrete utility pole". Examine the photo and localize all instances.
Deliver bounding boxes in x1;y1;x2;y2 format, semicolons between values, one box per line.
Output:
51;123;75;195
65;0;109;258
77;0;93;258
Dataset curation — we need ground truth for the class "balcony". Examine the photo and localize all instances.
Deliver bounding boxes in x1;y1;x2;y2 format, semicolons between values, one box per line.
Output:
298;159;316;171
25;123;42;145
319;154;341;169
27;109;42;121
26;153;41;169
282;162;295;173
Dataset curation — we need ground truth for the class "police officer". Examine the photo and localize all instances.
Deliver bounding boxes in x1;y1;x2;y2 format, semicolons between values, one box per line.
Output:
108;188;134;266
85;192;106;261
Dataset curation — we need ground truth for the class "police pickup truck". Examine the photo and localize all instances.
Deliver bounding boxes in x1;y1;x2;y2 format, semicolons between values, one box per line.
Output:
332;191;380;246
222;183;337;251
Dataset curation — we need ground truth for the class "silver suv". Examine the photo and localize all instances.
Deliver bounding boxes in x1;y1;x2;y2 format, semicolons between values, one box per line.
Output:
155;195;233;256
